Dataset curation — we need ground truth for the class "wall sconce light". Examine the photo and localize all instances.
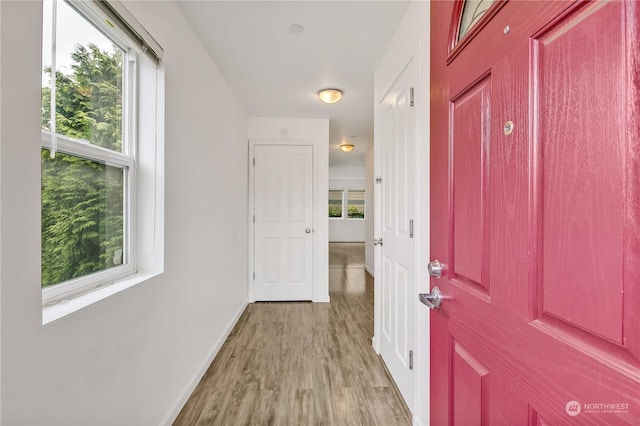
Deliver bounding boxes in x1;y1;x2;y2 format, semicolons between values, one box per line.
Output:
339;144;354;153
318;88;343;104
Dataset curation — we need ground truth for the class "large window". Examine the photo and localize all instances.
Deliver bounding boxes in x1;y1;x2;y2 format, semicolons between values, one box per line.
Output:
329;190;344;218
41;0;163;307
347;190;365;219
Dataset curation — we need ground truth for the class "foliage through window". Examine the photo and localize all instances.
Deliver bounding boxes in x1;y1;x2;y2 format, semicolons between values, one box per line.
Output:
41;152;125;286
41;0;134;291
329;190;343;218
347;190;365;219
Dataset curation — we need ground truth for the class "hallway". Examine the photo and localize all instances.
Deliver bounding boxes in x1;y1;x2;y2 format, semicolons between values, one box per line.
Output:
175;243;411;425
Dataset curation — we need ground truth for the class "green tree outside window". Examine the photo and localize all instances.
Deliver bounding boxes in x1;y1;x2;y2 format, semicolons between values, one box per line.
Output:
41;43;125;288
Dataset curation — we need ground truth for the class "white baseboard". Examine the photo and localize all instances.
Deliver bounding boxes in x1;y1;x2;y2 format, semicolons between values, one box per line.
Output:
413;415;426;426
365;264;375;277
161;301;248;425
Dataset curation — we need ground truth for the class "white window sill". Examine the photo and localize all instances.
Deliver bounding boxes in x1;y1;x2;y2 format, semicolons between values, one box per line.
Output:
42;271;161;325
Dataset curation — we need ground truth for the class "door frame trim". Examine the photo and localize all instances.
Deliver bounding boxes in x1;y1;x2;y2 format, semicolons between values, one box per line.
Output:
375;53;419;411
373;7;431;418
248;138;329;303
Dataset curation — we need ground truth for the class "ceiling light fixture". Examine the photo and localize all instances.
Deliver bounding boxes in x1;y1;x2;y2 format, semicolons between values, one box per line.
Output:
339;144;354;153
289;24;304;34
318;88;343;104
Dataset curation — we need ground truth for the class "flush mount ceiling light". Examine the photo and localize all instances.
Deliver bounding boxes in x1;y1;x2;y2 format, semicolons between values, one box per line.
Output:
318;88;343;104
289;24;304;34
339;144;354;153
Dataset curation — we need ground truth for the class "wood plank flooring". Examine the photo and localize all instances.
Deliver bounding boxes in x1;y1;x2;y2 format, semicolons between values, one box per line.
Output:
174;242;411;425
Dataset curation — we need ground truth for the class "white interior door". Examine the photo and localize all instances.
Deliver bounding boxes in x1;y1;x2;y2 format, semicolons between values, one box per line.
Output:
254;145;313;301
378;58;417;410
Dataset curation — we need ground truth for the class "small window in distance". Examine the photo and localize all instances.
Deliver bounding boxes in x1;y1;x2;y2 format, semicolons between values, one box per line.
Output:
329;190;343;218
347;190;365;219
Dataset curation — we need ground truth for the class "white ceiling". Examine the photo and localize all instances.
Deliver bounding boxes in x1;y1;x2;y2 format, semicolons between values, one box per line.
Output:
178;1;409;168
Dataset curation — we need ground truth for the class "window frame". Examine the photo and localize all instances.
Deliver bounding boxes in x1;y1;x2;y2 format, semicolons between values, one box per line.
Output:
329;189;344;219
346;189;366;220
447;0;507;63
457;0;496;42
41;0;140;304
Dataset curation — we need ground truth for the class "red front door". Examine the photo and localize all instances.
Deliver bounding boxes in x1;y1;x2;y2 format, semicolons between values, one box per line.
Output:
429;1;640;424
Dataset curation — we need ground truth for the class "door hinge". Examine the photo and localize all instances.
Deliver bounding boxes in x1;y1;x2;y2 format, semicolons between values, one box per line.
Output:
253;272;255;280
375;176;383;184
252;158;255;166
409;219;414;239
410;87;415;107
373;237;383;246
409;350;414;370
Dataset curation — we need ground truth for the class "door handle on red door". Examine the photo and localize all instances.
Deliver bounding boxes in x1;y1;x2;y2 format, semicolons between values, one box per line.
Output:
419;286;442;309
427;259;444;278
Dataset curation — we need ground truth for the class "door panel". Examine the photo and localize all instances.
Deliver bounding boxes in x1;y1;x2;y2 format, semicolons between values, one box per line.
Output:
382;254;392;339
452;340;489;426
254;145;313;301
378;57;417;410
488;377;529;426
537;2;625;344
451;76;490;292
430;1;640;424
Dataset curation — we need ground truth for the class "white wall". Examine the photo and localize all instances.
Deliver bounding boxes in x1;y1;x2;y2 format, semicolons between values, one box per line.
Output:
248;117;329;303
329;179;366;242
329;162;366;179
1;1;249;424
365;147;375;275
374;1;430;424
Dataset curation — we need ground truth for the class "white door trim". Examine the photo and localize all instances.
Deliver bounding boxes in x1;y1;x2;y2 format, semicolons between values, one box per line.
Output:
253;144;313;301
375;52;418;412
248;137;329;303
374;38;431;423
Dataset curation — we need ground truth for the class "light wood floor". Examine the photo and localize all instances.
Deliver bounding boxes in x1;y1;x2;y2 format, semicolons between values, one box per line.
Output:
174;242;411;425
